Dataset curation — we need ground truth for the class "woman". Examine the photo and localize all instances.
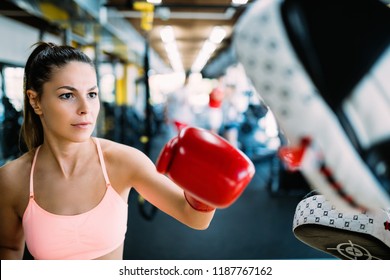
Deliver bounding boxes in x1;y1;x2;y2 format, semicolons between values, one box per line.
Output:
0;42;215;260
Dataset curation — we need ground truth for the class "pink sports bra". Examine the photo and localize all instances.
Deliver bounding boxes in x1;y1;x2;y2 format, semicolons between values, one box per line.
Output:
22;138;128;260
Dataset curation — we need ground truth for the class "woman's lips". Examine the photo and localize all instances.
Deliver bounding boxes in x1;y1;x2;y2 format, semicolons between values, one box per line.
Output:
71;122;92;129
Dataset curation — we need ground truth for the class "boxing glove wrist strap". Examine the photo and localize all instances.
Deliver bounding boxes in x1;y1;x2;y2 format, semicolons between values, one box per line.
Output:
184;192;215;212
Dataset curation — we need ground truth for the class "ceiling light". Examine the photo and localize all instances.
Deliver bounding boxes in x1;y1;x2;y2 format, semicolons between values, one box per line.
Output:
160;26;174;43
191;41;217;73
232;0;248;5
160;26;183;73
147;0;162;4
201;41;217;55
209;26;226;44
191;26;226;73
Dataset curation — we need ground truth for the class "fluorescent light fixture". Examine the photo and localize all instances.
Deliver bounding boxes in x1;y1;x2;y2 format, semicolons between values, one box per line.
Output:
201;40;217;55
160;26;184;73
160;26;175;43
209;26;226;44
191;41;217;73
191;26;226;73
147;0;162;4
232;0;248;5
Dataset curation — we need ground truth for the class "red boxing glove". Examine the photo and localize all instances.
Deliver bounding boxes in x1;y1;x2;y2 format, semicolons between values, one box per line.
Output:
156;126;255;211
184;192;216;212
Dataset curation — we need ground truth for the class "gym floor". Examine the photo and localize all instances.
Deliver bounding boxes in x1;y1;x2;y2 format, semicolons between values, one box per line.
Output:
123;127;335;260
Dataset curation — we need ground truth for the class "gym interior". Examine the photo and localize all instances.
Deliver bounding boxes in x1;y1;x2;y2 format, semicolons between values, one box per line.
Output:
4;0;388;260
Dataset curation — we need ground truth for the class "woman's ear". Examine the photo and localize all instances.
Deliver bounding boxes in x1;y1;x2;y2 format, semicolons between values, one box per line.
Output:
26;89;42;115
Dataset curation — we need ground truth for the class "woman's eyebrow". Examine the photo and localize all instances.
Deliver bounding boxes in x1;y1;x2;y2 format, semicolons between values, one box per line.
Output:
56;85;97;91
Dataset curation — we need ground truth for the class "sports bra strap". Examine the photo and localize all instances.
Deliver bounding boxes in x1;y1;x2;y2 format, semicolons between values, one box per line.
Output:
29;146;41;198
94;138;111;187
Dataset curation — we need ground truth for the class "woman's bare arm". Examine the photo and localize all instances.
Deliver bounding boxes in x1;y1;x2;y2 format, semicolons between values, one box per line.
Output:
103;140;215;230
0;163;27;259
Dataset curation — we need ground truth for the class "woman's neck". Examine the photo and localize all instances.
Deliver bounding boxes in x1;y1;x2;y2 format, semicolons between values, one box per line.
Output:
39;137;95;179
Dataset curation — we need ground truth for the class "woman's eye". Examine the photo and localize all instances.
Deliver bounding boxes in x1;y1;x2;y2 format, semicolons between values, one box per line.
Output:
88;92;98;99
59;93;73;99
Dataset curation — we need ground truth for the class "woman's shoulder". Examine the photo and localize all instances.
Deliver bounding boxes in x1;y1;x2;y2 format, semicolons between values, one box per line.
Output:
0;152;33;200
1;152;33;180
95;137;156;186
97;137;144;156
96;137;153;167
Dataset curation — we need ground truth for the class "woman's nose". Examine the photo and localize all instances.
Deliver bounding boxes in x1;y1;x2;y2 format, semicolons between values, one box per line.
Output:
77;98;90;115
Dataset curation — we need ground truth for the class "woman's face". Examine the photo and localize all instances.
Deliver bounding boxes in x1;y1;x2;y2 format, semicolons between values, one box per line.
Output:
37;61;100;143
